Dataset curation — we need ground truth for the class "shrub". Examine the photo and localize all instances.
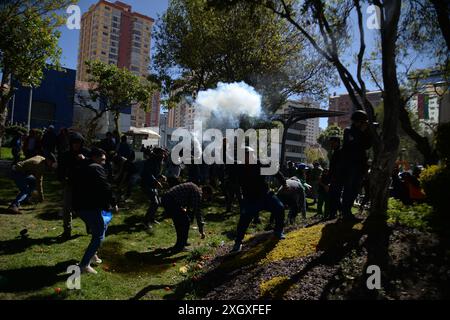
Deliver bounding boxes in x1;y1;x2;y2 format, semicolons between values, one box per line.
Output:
420;165;450;215
435;122;450;165
387;198;434;231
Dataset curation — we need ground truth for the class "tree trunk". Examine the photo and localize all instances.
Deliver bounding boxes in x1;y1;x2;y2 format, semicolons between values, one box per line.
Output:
0;108;7;159
114;112;121;136
363;0;402;298
0;72;13;159
280;122;289;169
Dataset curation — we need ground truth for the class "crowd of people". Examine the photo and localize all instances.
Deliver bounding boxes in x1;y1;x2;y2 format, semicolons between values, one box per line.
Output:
4;110;428;274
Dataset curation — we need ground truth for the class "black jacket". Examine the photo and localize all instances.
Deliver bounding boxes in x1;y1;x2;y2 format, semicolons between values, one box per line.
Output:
72;162;116;211
342;125;372;169
235;162;285;201
57;147;90;184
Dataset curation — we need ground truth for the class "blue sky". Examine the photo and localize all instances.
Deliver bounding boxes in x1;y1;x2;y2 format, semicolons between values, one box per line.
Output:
56;0;434;129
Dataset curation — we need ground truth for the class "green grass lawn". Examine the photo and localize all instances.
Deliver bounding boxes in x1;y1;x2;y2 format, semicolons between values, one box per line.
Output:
0;173;319;300
0;147;13;160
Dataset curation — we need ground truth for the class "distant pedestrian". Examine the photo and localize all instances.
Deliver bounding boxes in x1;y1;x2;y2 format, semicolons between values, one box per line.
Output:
41;125;57;155
116;135;132;160
11;132;22;164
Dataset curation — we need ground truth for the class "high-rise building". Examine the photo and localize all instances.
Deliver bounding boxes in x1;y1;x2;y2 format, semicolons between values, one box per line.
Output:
408;70;450;134
76;0;158;129
328;91;383;129
167;97;196;131
276;100;308;163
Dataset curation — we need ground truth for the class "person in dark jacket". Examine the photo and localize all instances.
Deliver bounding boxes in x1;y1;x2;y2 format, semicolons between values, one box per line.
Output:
116;135;132;160
329;111;372;221
11;132;22;164
231;147;287;253
41;125;57;155
72;148;117;274
327;136;344;220
141;147;167;229
161;183;212;252
57;132;90;240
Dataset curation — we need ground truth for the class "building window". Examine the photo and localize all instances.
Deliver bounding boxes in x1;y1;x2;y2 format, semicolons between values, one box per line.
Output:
105;6;110;10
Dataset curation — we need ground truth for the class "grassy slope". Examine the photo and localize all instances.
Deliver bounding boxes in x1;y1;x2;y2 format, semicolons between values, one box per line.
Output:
0;173;319;300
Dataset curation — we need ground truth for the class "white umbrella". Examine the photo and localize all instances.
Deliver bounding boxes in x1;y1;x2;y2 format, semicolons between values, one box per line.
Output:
128;126;161;139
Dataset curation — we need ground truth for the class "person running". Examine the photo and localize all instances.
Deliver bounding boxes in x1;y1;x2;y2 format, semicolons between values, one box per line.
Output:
72;148;117;274
8;153;57;214
231;147;287;253
161;182;212;253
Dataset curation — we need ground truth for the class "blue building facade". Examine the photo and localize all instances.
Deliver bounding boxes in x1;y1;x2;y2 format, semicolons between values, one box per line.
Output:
8;67;76;131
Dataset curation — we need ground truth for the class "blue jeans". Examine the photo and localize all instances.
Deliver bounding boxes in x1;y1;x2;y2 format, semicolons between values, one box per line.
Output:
78;210;107;268
235;193;285;244
11;172;36;207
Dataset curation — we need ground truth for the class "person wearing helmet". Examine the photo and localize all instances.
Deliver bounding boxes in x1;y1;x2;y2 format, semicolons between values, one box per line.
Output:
329;110;372;221
57;131;90;240
230;146;287;253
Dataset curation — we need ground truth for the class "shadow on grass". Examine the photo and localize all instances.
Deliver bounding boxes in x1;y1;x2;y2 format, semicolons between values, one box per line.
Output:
164;232;279;300
99;241;187;275
0;259;78;292
130;284;173;300
36;207;62;221
0;235;81;255
107;215;149;235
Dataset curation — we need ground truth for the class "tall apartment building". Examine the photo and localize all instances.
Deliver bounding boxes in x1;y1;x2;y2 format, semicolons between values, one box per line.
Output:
76;0;159;129
276;100;308;163
328;91;383;129
408;70;450;135
167;97;197;131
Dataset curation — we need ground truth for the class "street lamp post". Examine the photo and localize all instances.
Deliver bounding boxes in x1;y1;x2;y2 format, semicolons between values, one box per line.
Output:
10;93;15;124
27;86;33;131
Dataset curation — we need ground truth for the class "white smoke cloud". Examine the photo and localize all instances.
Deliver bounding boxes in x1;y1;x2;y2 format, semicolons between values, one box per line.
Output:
194;82;262;129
